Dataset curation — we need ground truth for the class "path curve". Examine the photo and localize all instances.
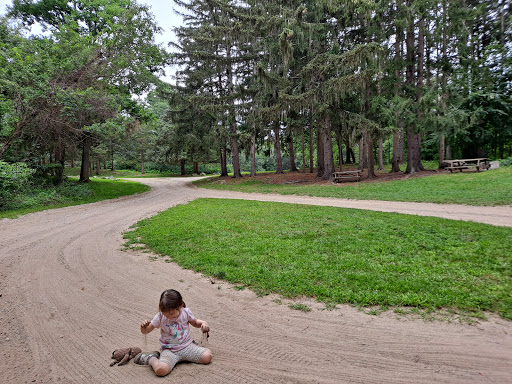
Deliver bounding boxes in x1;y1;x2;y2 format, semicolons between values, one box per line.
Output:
194;183;512;228
1;177;511;384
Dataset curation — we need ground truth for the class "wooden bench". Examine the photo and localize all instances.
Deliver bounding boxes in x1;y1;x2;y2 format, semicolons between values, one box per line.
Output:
446;165;473;173
332;170;362;183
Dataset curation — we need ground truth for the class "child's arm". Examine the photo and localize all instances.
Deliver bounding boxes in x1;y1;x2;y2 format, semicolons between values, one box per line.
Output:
140;319;155;335
189;318;210;333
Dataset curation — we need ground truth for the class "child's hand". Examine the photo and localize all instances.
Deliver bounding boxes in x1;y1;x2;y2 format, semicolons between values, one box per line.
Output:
200;321;210;333
140;320;151;334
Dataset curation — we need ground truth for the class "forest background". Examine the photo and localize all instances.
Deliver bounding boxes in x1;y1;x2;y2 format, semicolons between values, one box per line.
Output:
0;0;511;210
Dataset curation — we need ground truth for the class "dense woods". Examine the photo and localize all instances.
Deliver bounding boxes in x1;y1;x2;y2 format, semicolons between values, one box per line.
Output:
1;0;511;186
168;0;511;178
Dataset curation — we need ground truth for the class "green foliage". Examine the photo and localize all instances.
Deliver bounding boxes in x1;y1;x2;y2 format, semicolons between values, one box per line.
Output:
197;167;512;206
3;0;511;176
0;161;35;205
124;199;512;320
1;1;169;182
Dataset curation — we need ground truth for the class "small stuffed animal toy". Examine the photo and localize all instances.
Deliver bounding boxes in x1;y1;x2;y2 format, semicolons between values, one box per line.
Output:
110;347;142;366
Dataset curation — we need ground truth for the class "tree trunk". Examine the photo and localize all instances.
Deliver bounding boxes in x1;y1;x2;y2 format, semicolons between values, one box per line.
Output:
309;120;314;172
287;130;298;172
395;13;405;168
180;159;186;176
415;17;425;173
405;7;423;174
438;135;445;168
274;121;283;174
96;157;101;175
250;132;256;177
406;133;423;173
193;161;199;174
79;134;92;183
358;134;367;170
230;123;242;178
439;0;448;170
322;115;336;180
219;146;228;177
316;121;324;178
226;46;242;178
391;131;401;172
301;125;306;172
399;126;406;164
345;137;352;164
218;147;224;175
367;133;376;179
378;138;384;170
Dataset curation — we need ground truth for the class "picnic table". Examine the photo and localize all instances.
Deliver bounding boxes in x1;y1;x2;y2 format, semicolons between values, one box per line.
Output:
332;170;362;182
444;158;491;173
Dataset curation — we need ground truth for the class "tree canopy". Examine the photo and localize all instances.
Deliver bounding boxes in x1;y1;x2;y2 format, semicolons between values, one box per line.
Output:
1;0;169;182
1;0;510;182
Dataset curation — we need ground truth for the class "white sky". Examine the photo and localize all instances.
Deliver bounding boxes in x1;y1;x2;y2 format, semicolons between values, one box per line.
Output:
0;0;184;83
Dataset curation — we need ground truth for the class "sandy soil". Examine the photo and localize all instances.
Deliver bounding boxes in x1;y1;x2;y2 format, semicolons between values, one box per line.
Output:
1;177;511;384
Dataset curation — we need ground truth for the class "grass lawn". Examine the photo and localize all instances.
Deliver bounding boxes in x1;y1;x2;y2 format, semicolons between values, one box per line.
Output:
124;198;512;321
0;178;150;219
196;166;512;206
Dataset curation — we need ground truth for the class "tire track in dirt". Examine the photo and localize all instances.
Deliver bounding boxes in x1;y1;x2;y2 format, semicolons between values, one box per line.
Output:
1;177;511;384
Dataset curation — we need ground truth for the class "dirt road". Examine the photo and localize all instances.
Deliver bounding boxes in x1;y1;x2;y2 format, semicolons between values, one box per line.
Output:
1;177;511;384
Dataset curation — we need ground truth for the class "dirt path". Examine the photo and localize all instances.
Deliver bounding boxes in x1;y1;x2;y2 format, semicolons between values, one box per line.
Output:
1;177;511;384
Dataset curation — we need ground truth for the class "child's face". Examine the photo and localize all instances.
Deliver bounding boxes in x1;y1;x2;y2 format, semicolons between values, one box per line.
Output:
163;306;182;320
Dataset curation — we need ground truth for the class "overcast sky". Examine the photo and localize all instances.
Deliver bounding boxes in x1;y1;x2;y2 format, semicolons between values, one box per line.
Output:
0;0;182;39
0;0;184;82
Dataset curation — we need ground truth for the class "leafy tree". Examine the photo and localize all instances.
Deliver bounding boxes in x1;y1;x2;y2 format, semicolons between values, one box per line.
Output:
2;0;169;182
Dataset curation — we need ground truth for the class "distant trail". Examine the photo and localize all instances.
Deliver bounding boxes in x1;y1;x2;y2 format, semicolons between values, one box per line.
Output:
192;183;512;228
1;177;511;384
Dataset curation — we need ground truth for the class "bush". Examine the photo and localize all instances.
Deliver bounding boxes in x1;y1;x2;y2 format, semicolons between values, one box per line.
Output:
0;161;35;206
0;176;94;211
499;157;512;167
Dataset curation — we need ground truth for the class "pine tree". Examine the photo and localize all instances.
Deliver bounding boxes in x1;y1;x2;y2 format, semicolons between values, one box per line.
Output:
172;0;261;178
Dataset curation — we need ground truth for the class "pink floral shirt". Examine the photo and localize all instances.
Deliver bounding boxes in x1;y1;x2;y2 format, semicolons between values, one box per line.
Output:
151;307;195;352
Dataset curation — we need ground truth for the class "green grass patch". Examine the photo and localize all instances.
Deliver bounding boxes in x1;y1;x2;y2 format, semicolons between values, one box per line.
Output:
196;167;512;206
124;198;512;320
288;303;312;312
0;178;149;219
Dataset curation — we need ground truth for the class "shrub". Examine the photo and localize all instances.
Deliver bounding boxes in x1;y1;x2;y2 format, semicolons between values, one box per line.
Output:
499;157;512;167
0;161;35;206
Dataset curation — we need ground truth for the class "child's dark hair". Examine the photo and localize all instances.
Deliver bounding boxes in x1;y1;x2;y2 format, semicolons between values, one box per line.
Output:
159;289;186;312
